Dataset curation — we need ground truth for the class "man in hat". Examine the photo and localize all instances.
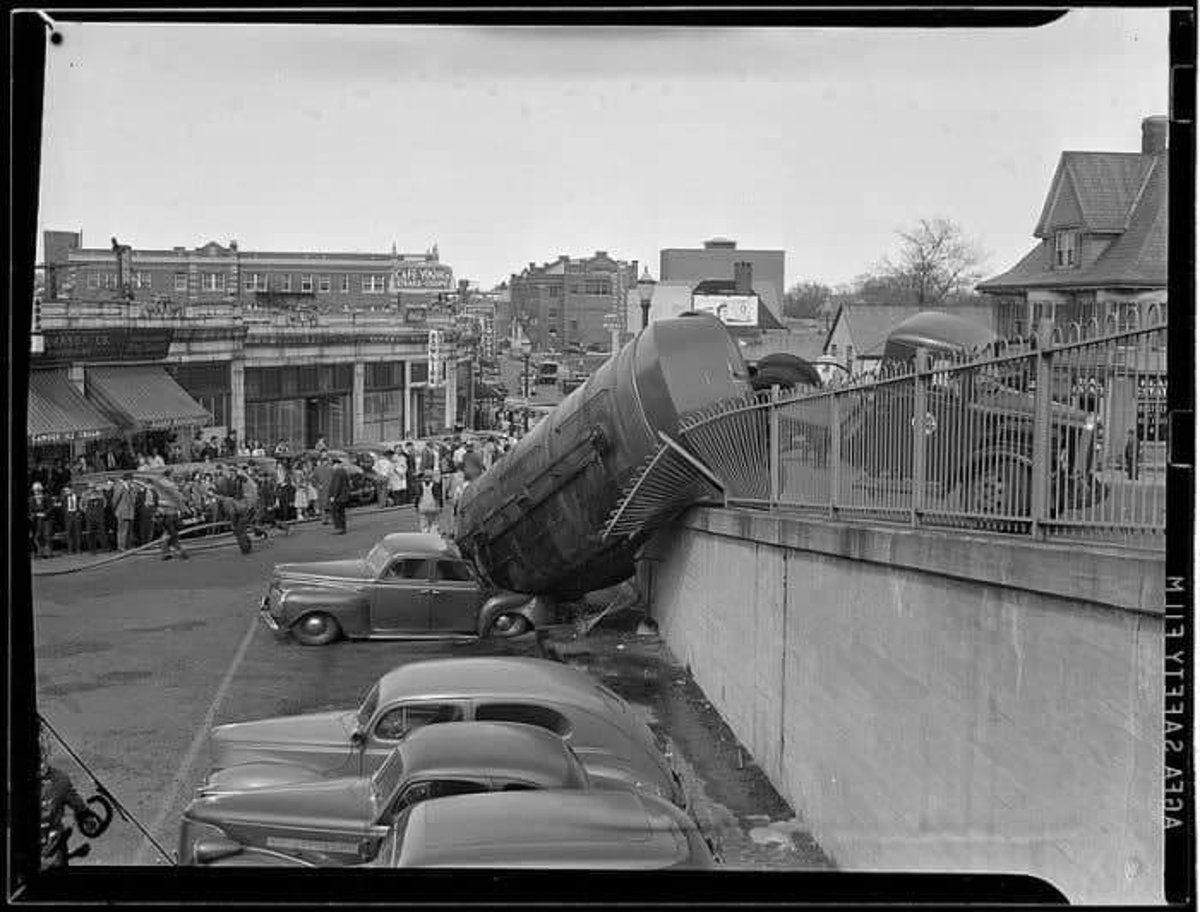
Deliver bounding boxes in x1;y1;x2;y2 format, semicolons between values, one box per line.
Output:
314;455;333;524
60;485;83;555
111;473;136;551
156;468;189;560
327;460;350;534
83;484;109;554
214;463;252;555
29;481;54;559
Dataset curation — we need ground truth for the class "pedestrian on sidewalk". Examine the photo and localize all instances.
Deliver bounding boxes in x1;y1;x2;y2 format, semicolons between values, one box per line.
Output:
136;481;158;547
314;456;333;524
156;469;189;560
373;451;393;508
83;485;109;553
1124;429;1141;481
386;449;407;506
415;471;443;535
112;473;136;551
29;482;54;559
328;461;350;534
60;485;83;555
215;463;252;555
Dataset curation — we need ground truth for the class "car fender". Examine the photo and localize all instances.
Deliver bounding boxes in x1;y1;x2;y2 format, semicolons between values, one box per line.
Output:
280;590;370;637
476;592;554;635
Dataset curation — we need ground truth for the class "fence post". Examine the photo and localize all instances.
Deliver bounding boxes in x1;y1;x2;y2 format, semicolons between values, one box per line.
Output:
911;347;929;527
829;390;841;518
769;388;782;509
1029;321;1053;540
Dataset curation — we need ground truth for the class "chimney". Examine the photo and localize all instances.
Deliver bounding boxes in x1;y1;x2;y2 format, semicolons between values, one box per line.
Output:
704;238;737;250
734;261;753;295
230;239;238;251
1141;115;1168;155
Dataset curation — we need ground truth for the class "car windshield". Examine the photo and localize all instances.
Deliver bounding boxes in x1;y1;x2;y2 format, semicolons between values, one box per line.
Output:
371;749;406;801
357;683;380;729
364;543;390;578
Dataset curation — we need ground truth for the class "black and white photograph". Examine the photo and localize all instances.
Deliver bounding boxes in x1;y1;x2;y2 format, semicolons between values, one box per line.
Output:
10;7;1191;906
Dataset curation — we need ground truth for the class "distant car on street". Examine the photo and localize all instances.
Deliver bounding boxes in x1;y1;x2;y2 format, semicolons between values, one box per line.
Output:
258;532;549;645
208;656;687;810
366;789;718;869
181;721;602;866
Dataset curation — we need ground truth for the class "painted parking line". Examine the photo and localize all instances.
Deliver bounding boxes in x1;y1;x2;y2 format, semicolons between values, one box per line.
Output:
134;609;260;866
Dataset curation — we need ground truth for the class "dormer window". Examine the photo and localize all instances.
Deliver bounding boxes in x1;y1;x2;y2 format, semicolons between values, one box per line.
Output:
1054;229;1079;268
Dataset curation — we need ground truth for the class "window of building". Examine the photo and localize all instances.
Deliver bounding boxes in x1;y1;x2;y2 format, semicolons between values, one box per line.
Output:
548;309;559;320
278;273;292;292
318;275;331;293
174;273;188;292
568;283;580;294
549;285;561;298
244;272;267;292
104;273;118;290
340;274;350;293
136;272;153;290
363;388;404;442
1054;229;1079;268
363;274;387;294
87;273;100;290
201;272;226;292
300;274;314;293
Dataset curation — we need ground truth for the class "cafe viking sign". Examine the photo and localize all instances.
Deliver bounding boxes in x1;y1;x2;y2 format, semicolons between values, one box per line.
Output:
35;328;175;363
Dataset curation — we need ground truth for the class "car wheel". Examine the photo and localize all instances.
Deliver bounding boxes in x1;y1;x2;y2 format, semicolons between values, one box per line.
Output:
292;612;341;646
487;613;531;638
965;455;1031;517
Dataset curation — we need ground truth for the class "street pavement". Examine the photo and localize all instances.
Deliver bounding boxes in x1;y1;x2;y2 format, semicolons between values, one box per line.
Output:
32;499;830;870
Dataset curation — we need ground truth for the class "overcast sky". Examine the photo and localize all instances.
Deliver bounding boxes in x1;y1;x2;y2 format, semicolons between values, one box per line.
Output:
37;11;1169;290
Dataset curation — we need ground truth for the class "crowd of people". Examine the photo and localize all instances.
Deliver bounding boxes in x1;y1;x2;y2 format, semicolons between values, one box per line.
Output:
27;429;523;560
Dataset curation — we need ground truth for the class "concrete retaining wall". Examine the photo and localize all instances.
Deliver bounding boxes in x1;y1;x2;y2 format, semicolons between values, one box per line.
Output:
647;508;1164;904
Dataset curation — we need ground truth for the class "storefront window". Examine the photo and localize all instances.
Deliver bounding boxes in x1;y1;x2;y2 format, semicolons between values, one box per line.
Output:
363;389;404;442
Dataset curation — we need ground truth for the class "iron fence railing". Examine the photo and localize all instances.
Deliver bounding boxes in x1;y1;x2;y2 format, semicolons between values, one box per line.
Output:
678;309;1167;550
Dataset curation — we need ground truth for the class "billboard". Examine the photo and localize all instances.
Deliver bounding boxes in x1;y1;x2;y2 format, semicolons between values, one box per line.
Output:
691;294;759;327
394;265;454;291
427;329;445;388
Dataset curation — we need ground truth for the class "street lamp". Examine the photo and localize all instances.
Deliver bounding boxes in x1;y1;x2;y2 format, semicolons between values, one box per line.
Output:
637;267;656;330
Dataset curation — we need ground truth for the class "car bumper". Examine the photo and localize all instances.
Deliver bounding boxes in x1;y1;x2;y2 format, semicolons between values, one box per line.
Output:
258;598;282;632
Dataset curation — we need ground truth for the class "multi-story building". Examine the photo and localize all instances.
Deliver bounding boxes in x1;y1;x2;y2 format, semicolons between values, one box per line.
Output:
44;233;454;316
659;238;786;308
508;252;638;351
28;233;471;465
978;116;1168;336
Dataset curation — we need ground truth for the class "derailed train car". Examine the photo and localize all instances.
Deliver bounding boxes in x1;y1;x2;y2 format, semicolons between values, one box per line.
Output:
454;314;752;599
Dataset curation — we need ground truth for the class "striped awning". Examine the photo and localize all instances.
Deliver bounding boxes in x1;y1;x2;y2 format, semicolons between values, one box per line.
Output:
28;370;120;444
86;364;212;431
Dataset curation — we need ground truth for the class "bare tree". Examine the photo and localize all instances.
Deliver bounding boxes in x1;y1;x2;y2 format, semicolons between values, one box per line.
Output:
865;218;989;307
782;281;832;319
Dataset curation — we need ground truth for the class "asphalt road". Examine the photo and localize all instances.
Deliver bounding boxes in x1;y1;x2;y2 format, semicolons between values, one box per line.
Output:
33;501;830;871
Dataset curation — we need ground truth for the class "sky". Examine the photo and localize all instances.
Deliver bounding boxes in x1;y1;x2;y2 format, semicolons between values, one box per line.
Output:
36;11;1170;290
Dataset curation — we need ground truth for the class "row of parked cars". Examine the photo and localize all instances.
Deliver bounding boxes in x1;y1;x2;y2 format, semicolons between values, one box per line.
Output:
182;657;716;868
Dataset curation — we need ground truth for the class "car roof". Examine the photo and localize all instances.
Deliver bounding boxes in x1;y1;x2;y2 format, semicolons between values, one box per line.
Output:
378;533;460;558
398;722;575;784
394;790;690;868
376;657;616;712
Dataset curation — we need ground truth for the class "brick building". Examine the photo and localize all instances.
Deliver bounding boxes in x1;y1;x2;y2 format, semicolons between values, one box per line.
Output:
508;252;638;351
29;233;471;462
660;238;786;307
43;232;454;316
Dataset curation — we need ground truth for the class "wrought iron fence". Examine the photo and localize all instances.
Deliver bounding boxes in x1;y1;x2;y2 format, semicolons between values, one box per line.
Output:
677;308;1167;550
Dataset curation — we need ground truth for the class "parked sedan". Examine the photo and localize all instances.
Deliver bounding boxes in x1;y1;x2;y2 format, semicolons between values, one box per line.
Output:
369;790;718;869
208;656;687;810
259;532;551;645
182;722;597;866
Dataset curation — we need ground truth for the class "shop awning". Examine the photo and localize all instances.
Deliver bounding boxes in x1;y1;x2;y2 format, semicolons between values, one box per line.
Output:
86;364;213;431
28;370;120;444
